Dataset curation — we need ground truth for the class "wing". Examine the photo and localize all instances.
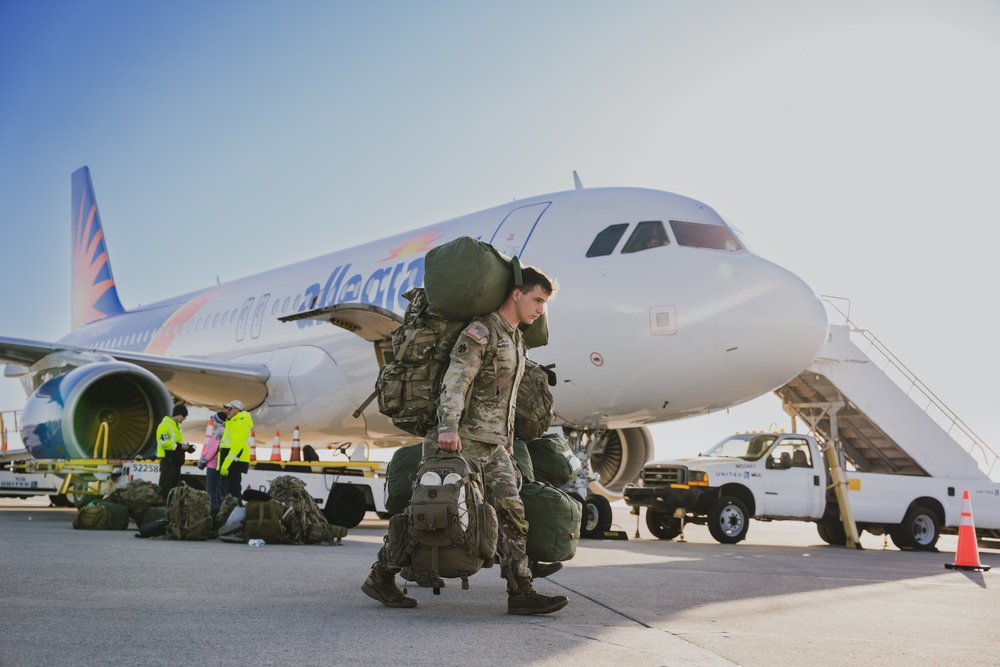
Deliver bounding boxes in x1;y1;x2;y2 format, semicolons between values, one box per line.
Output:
0;335;270;408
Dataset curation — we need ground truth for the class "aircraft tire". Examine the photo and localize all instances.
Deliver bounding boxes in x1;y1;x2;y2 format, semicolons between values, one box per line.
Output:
582;494;613;538
708;496;749;544
48;494;74;508
646;509;682;540
889;524;910;550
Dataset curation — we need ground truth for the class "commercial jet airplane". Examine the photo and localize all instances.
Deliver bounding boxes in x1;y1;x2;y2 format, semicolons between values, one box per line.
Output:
0;167;828;501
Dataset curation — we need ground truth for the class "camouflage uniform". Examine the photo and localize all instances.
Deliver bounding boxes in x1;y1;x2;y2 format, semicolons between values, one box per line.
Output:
431;311;531;579
375;311;530;579
365;292;567;614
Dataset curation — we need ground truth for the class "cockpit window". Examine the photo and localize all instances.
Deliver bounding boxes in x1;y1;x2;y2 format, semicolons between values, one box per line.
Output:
621;221;670;254
586;223;629;257
670;220;743;251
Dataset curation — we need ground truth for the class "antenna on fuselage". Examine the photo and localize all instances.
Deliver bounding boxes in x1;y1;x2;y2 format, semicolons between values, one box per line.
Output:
573;171;584;190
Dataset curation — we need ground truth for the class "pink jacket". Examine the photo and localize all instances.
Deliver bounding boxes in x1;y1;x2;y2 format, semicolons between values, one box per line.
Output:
202;430;222;470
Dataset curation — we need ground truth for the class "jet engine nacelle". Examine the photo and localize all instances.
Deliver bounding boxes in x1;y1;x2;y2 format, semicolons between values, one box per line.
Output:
21;361;173;460
587;426;655;499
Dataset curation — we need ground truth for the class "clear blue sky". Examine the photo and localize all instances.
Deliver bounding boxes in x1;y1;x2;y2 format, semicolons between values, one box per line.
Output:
2;1;998;460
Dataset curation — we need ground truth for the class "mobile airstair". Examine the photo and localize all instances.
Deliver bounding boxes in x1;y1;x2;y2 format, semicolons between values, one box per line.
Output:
776;300;998;482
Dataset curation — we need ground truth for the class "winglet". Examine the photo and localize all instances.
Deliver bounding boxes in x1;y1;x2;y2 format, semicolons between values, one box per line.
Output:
71;167;125;329
573;170;584;190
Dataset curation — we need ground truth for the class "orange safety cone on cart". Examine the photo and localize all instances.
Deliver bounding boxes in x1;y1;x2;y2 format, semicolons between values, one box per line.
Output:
945;490;991;571
270;431;282;461
290;426;301;461
249;430;257;462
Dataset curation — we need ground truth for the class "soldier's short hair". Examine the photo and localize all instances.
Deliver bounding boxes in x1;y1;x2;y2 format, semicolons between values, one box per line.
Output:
510;266;558;298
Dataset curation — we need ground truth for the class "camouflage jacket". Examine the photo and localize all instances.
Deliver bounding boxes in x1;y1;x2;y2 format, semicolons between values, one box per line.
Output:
437;311;526;447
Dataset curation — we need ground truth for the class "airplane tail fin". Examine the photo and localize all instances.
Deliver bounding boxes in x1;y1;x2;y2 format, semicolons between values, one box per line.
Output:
71;166;125;329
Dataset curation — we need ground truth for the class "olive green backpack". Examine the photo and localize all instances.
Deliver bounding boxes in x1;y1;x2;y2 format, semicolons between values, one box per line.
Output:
165;484;214;541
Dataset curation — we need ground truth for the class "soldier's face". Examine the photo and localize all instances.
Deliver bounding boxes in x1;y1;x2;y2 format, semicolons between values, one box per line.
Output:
513;285;549;326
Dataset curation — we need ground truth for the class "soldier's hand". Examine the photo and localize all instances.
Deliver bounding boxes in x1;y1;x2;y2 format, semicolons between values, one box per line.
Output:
438;432;461;453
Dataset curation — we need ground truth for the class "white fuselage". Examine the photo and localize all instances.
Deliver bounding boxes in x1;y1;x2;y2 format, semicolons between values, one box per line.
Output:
57;187;829;446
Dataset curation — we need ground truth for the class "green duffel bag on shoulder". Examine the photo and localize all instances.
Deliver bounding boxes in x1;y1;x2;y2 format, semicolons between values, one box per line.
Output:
423;236;514;319
519;309;549;349
385;443;423;517
423;236;550;347
521;481;581;563
527;433;581;488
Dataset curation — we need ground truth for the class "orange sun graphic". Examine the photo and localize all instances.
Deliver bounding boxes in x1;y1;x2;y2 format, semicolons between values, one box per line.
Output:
379;230;443;262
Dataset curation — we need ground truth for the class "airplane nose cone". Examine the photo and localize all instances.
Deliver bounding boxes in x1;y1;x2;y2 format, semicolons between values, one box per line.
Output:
717;259;828;393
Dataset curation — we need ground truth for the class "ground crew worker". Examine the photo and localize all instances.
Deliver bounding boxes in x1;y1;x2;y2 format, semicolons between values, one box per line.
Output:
198;410;227;518
363;266;568;615
157;404;192;501
218;399;253;501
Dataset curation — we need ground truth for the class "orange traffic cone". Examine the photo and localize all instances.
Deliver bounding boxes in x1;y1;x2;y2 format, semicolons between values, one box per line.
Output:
249;430;257;462
946;490;991;571
290;426;301;461
270;431;282;461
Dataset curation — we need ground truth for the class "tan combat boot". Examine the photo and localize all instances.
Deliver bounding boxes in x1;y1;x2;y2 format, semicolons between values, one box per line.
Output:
361;562;417;608
507;574;568;615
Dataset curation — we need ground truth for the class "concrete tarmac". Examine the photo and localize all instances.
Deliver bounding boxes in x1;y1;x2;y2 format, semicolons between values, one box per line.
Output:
2;498;998;667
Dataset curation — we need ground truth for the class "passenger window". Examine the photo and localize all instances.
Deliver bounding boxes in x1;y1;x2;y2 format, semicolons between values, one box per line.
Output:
670;220;743;251
622;221;669;254
586;223;629;257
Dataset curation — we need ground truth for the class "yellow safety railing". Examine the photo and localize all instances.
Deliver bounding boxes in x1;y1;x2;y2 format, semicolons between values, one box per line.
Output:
92;422;110;459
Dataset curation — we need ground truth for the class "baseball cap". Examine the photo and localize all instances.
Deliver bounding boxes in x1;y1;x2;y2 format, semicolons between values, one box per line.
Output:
223;399;245;411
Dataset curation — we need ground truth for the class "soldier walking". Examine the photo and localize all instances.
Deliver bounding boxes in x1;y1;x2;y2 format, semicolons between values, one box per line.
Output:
363;266;567;615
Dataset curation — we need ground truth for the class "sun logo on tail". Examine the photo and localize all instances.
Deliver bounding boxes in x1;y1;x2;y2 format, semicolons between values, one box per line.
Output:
71;167;124;329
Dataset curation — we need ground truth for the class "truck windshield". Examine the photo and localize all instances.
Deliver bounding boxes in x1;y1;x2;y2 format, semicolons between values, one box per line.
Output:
703;434;777;461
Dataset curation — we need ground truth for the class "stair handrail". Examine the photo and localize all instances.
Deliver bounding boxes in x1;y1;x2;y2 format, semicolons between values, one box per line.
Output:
822;296;999;478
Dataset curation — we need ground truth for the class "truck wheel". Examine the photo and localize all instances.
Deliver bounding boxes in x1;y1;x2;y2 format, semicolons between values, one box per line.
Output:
323;485;367;528
817;522;847;546
708;496;749;544
582;494;613;538
897;505;940;551
646;509;682;540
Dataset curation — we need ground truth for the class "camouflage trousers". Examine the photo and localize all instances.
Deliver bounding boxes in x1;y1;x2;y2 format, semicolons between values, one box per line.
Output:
377;436;530;579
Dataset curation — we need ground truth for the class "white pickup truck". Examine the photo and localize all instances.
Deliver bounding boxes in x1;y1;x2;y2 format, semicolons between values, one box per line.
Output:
623;432;1000;550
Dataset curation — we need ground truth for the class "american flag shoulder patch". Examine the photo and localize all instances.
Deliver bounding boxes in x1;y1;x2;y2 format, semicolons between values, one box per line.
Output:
464;325;487;342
